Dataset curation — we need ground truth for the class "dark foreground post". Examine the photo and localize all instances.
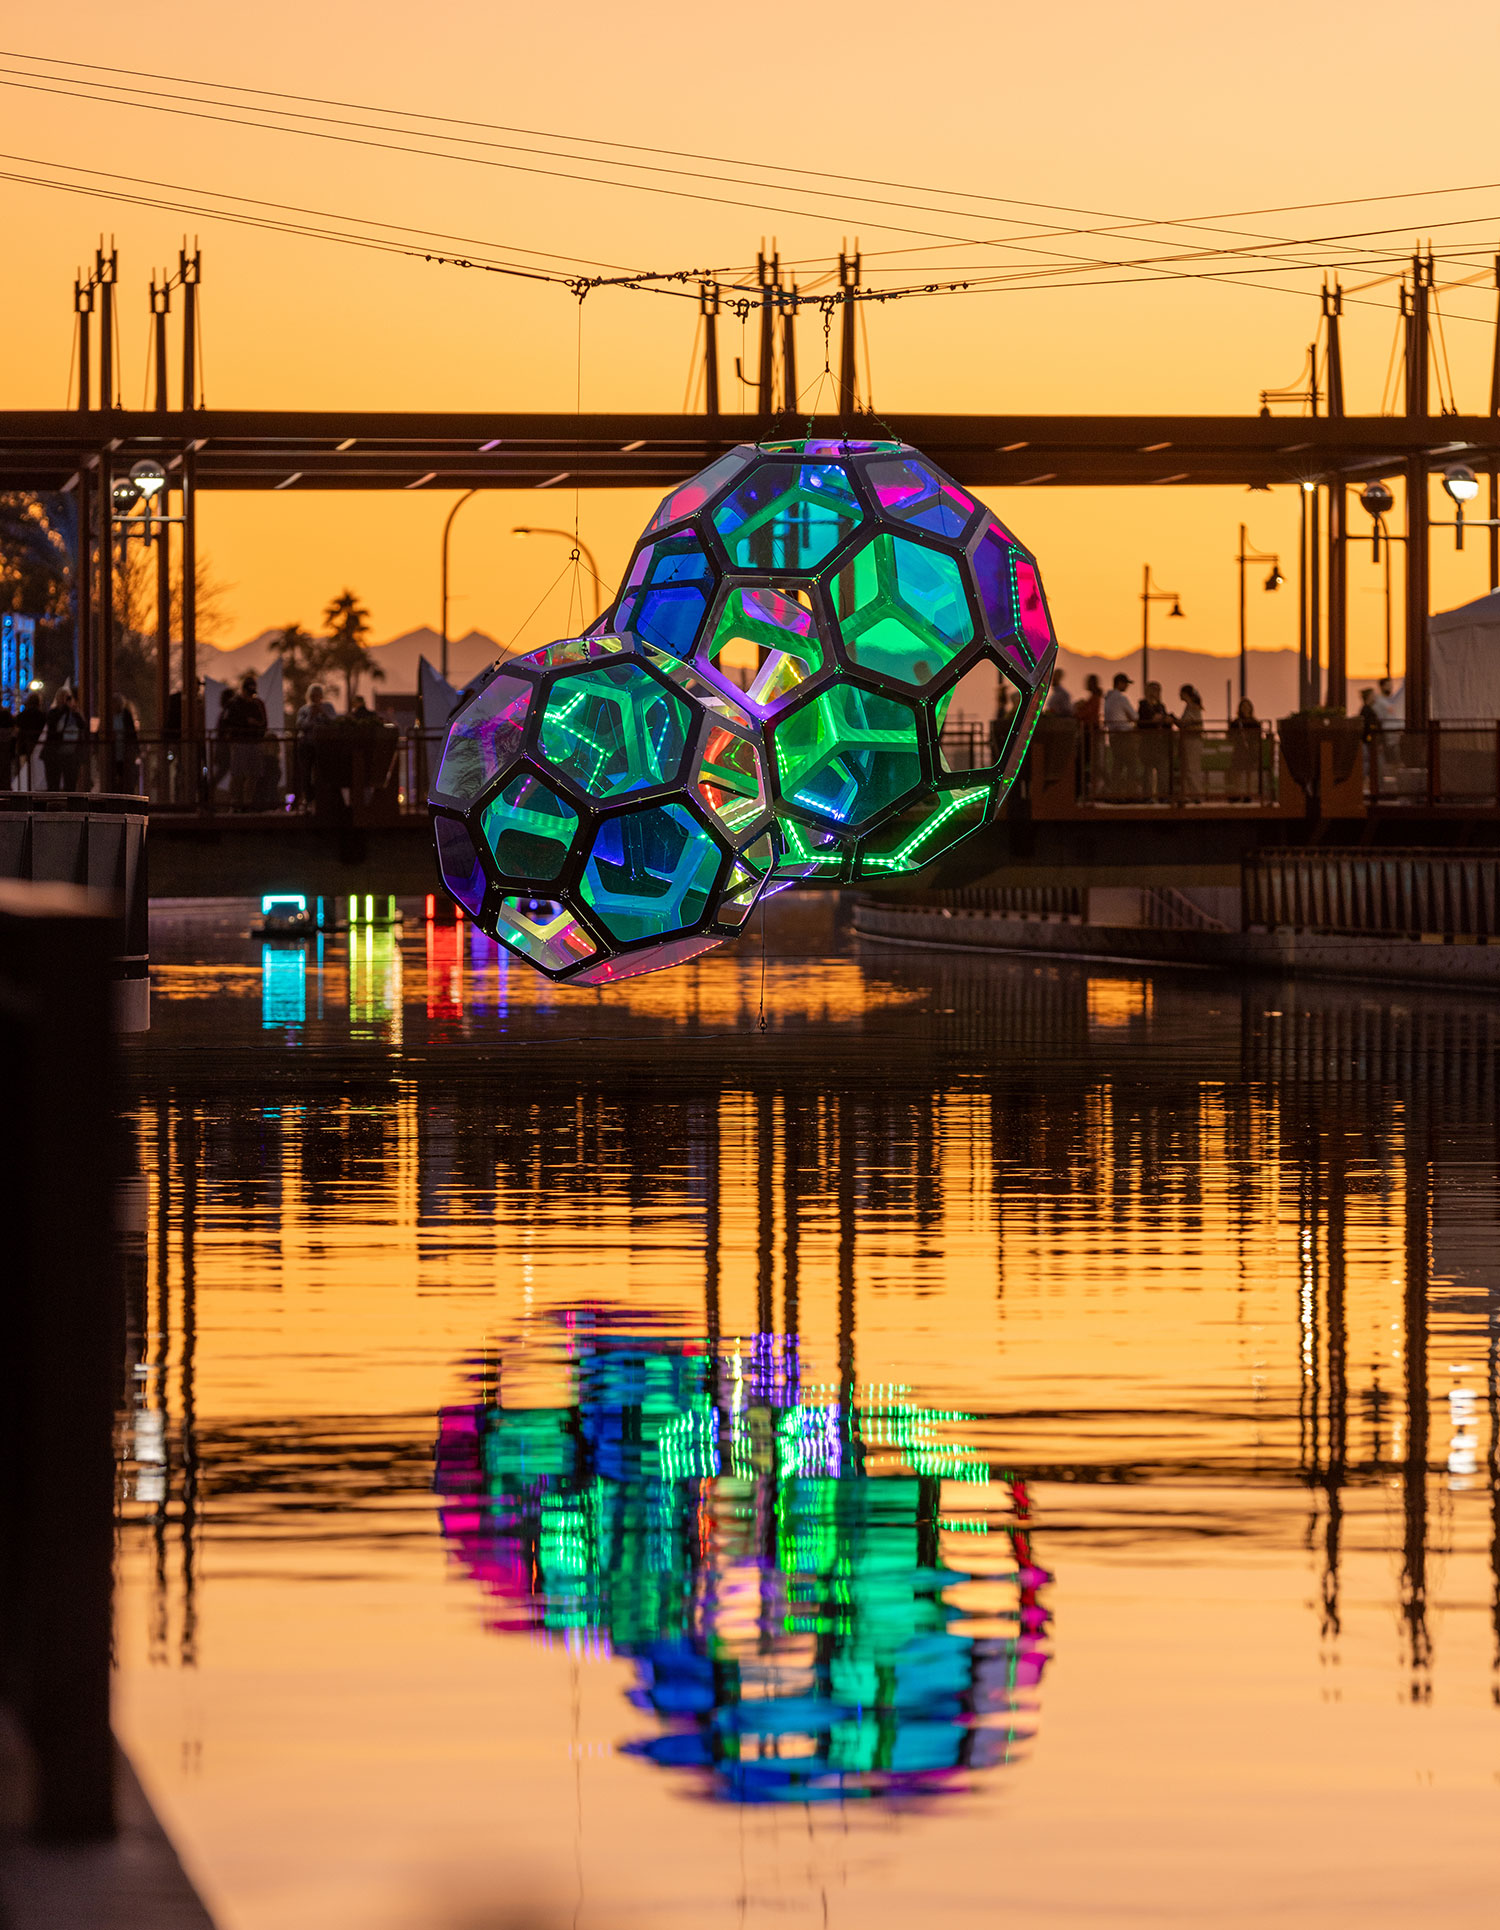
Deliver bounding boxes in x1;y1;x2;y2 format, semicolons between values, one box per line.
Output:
0;881;117;1838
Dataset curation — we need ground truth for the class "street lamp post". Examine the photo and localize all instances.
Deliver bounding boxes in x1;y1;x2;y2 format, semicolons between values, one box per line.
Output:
440;488;479;684
1236;525;1283;712
1140;565;1185;690
511;528;604;623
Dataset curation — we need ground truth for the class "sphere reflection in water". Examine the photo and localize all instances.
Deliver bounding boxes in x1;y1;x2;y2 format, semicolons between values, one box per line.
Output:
435;1323;1050;1804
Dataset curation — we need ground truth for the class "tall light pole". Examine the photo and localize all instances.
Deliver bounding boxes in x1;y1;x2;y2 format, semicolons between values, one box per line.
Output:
440;488;478;683
511;528;603;622
1236;526;1283;712
1140;565;1184;690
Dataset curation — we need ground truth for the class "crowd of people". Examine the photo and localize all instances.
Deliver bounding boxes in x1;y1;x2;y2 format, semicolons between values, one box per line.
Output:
0;688;145;793
1041;668;1267;800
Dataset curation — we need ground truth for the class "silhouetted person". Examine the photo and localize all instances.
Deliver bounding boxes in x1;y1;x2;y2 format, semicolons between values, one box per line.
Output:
1229;696;1260;801
108;693;141;794
1177;683;1204;799
224;674;268;811
1045;668;1072;716
42;688;89;792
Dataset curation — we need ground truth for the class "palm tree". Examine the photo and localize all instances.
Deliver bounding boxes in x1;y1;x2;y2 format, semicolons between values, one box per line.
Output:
268;622;329;714
321;589;382;708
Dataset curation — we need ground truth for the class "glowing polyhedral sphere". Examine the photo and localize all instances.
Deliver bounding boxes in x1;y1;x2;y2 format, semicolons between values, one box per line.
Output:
428;634;781;984
608;438;1058;882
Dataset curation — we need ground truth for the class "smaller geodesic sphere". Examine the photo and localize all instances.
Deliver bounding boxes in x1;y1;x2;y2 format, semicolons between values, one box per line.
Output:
609;437;1059;882
429;635;783;984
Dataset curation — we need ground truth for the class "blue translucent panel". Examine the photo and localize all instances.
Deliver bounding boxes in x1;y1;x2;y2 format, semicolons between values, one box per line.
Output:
480;773;579;881
971;524;1033;682
614;530;716;657
866;456;977;540
432;671;533;805
580;802;725;943
538;661;692;800
645;449;758;533
435;813;487;915
712;462;862;570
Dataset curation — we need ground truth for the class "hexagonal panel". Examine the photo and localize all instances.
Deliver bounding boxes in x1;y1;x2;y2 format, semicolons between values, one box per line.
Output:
865;455;977;540
694;724;767;838
831;532;974;687
700;584;824;711
434;813;487;915
491;896;598;974
712;461;863;570
857;786;990;876
580;801;726;945
480;773;580;881
771;683;922;828
432;670;532;805
538;661;691;800
645;448;757;534
613;529;716;658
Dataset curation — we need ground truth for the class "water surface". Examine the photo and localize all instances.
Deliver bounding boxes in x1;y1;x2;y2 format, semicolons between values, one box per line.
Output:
117;906;1500;1927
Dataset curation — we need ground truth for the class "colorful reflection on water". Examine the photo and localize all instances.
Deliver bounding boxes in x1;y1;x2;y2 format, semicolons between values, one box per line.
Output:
436;1322;1047;1804
115;903;1500;1930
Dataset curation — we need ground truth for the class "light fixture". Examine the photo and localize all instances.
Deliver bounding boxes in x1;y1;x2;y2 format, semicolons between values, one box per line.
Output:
1301;480;1316;495
1443;463;1480;504
511;527;532;538
1169;600;1185;619
110;477;141;513
129;458;166;498
1265;566;1285;591
1360;481;1394;520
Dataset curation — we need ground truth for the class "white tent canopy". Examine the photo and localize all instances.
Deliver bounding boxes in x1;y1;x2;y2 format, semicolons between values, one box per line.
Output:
1430;590;1500;720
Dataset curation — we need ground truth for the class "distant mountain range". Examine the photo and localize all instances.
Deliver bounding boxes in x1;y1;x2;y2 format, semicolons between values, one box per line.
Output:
201;627;1357;723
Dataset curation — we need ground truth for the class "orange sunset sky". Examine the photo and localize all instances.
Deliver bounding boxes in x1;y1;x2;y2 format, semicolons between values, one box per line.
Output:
7;4;1500;677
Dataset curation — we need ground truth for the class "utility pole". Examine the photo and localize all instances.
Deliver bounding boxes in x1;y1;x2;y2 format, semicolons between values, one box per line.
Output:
1324;282;1348;711
73;272;93;412
756;249;777;427
781;282;798;416
1404;255;1432;728
1489;256;1500;590
74;468;92;709
838;248;860;425
699;283;720;418
180;245;201;412
96;244;117;414
152;273;173;735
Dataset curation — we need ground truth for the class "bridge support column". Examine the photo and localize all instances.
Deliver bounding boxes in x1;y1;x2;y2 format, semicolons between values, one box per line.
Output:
1326;483;1347;713
1405;455;1429;728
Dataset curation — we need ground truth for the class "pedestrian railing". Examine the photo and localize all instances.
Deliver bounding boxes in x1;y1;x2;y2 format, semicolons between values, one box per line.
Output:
1362;724;1500;808
1071;722;1276;806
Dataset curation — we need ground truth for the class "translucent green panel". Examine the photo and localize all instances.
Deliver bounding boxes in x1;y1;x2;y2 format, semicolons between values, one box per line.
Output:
432;671;532;805
772;814;843;878
771;684;921;828
538;661;691;800
832;534;973;688
718;862;760;925
694;725;766;838
857;786;989;875
701;585;823;713
580;802;725;944
712;462;862;570
480;773;579;881
491;896;597;974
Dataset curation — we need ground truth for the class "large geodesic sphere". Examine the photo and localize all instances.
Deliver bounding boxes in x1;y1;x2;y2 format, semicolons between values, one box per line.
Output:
609;437;1058;882
429;634;783;984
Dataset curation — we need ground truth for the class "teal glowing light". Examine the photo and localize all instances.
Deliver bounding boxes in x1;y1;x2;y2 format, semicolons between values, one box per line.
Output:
435;1326;1051;1806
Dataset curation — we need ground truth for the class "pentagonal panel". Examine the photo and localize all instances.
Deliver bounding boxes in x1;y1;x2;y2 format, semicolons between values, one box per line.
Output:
831;533;974;687
694;725;767;838
570;933;723;985
434;814;487;915
1014;557;1055;665
770;815;842;880
644;448;757;535
538;661;691;800
865;455;977;540
700;584;824;711
969;521;1043;684
633;640;753;727
613;529;716;658
491;895;597;974
580;801;726;944
771;684;922;828
480;773;580;881
935;660;1009;774
712;461;863;570
432;671;532;805
856;786;990;876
